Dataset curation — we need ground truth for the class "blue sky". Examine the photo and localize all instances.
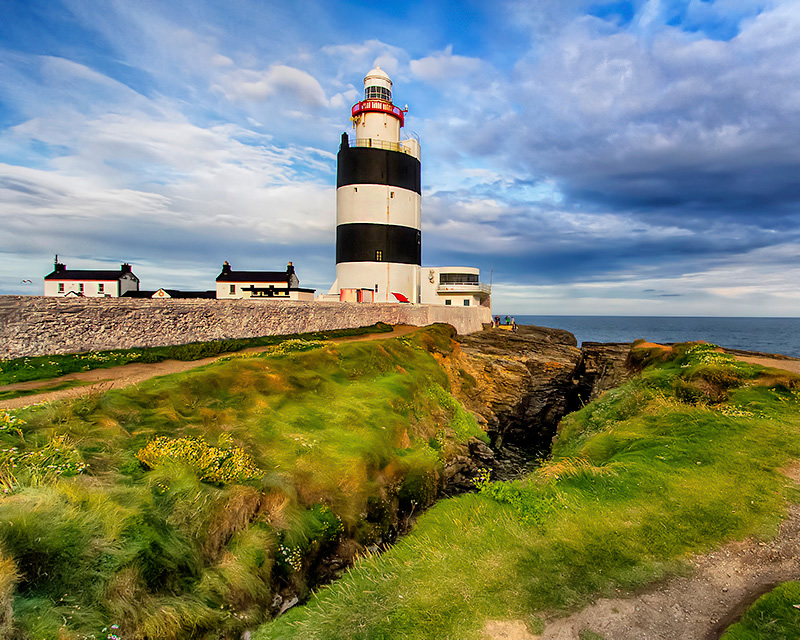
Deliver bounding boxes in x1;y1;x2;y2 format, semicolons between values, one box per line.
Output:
2;0;800;315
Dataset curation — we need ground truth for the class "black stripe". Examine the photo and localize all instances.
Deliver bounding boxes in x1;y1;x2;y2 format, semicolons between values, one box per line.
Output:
336;223;421;265
337;146;421;194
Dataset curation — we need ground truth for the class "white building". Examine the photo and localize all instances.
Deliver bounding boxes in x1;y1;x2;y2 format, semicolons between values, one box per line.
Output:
419;267;492;308
327;66;490;309
44;259;140;297
216;261;315;301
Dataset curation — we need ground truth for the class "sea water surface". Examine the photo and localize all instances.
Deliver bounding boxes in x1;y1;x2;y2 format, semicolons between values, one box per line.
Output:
506;316;800;358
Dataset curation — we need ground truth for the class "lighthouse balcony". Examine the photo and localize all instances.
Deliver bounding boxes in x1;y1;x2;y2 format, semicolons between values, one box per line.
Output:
350;137;416;156
352;100;405;126
436;282;492;295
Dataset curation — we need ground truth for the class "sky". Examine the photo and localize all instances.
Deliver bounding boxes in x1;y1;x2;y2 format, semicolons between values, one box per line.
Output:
1;0;800;316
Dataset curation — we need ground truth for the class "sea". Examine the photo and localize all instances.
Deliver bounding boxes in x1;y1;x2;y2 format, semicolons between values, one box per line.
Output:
504;316;800;358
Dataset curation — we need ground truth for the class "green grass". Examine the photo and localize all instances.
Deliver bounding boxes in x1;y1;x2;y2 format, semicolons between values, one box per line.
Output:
0;379;96;401
721;582;800;639
253;341;800;640
0;324;484;639
0;322;393;386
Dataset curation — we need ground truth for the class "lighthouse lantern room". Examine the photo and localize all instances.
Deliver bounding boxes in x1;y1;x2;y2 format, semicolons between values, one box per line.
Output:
332;66;422;303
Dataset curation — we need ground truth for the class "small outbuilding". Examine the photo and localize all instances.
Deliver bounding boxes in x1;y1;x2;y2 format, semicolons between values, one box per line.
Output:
44;258;140;297
215;261;315;301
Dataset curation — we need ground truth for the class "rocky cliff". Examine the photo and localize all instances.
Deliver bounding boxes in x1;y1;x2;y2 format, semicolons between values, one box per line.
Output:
444;325;635;457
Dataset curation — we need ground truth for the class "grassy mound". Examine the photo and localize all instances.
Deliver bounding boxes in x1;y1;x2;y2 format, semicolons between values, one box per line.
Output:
0;323;393;386
254;341;800;639
721;581;800;639
0;325;485;639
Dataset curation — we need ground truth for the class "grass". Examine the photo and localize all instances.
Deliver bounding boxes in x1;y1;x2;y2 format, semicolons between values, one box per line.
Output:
253;341;800;640
0;379;96;401
0;324;486;639
720;581;800;639
0;322;393;386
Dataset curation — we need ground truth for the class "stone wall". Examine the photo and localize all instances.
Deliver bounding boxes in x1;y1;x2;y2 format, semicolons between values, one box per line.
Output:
0;296;492;359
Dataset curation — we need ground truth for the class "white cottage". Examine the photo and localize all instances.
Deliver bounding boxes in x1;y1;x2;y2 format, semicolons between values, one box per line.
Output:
215;262;315;301
44;259;140;297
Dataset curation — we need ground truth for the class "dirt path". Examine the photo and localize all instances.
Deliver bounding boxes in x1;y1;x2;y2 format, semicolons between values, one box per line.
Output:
483;476;800;640
0;325;420;411
735;355;800;375
534;502;800;639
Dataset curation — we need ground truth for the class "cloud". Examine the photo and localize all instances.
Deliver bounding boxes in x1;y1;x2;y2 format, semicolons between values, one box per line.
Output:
507;1;800;223
410;45;484;82
217;65;328;106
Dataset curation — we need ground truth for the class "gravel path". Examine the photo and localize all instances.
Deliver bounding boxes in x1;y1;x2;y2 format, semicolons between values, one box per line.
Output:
0;325;419;411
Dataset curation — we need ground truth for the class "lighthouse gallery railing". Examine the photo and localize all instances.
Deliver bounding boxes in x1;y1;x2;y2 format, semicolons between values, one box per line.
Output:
350;137;416;156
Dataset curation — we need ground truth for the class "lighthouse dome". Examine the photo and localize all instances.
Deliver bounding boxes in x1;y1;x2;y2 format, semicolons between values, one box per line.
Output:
364;66;392;102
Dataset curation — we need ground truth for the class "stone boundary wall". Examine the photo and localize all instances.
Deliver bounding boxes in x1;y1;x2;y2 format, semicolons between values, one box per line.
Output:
0;296;492;359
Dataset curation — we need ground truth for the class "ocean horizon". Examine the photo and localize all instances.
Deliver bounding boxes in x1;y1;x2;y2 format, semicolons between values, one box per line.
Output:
502;315;800;358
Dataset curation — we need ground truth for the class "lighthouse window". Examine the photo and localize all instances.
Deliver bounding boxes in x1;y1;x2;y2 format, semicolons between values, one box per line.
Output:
376;250;383;261
365;86;392;102
390;191;394;198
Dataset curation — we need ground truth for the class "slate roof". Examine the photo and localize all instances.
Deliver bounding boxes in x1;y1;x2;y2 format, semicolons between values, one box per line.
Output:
216;270;290;283
44;269;136;281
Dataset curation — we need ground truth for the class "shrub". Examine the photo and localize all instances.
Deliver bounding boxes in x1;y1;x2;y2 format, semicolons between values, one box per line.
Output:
136;436;261;484
475;479;555;526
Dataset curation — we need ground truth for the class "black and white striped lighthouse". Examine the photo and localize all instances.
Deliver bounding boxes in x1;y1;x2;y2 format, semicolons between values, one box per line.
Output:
333;66;421;303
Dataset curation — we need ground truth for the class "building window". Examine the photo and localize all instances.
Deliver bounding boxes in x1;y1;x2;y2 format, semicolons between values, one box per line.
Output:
445;299;451;306
79;283;84;293
354;187;357;192
390;191;394;198
229;284;235;294
440;273;479;284
463;299;470;306
376;250;383;261
58;283;64;293
98;283;104;293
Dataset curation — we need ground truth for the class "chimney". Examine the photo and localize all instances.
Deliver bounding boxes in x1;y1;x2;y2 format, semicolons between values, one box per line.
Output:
221;261;231;276
286;262;295;276
121;263;132;273
340;132;349;150
54;255;65;273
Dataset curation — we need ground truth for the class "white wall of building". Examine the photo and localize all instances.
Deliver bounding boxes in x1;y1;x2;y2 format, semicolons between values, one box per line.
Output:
216;282;313;301
336;185;420;228
336;262;419;303
356;111;401;143
419;266;491;308
44;274;138;297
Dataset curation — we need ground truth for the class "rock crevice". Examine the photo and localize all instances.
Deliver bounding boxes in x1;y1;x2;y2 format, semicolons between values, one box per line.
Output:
449;325;634;456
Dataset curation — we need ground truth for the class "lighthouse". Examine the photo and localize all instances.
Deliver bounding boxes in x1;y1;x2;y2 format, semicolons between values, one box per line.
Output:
333;66;422;303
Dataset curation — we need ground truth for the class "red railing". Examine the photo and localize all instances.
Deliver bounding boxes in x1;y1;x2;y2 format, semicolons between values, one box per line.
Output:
352;100;405;126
